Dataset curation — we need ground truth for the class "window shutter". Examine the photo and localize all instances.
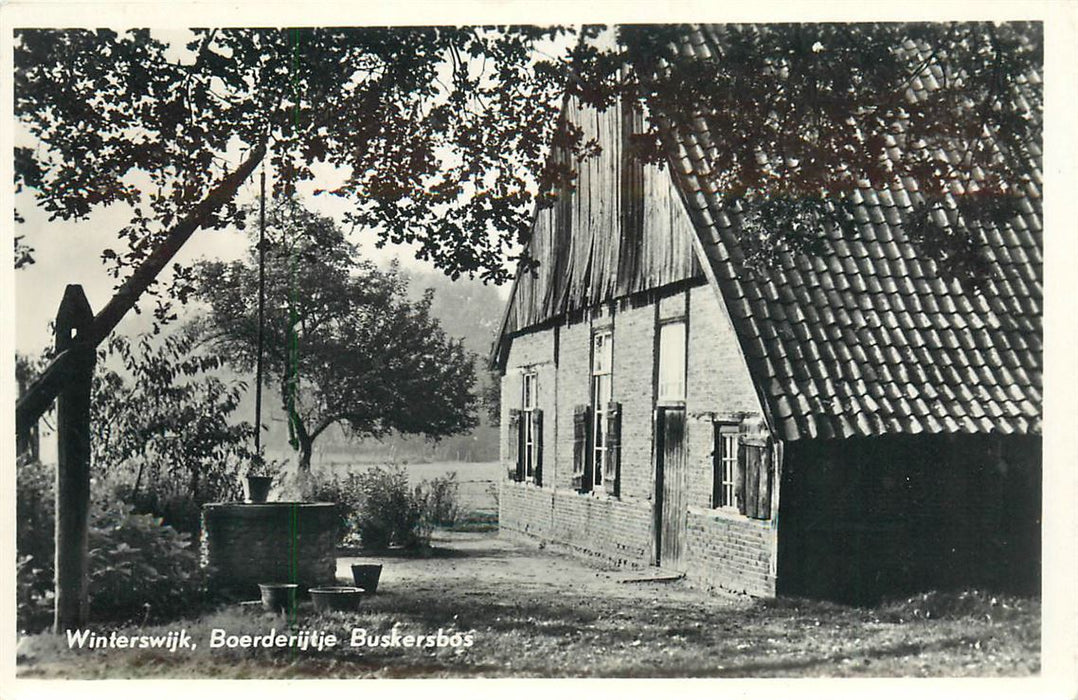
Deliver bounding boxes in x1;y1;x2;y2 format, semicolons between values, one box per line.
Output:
753;441;773;519
743;439;760;517
515;412;526;482
507;409;521;480
606;401;622;497
533;408;544;487
735;436;748;515
710;424;720;509
741;439;773;519
573;404;590;491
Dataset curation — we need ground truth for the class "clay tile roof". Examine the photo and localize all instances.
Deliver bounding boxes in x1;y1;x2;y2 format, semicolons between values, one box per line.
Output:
665;25;1042;440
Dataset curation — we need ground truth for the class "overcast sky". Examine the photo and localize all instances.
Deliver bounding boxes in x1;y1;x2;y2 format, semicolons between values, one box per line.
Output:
13;163;468;356
11;23;527;356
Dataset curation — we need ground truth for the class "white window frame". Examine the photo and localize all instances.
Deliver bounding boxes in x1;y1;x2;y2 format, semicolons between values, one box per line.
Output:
521;370;538;482
657;320;687;405
591;329;613;491
715;426;739;510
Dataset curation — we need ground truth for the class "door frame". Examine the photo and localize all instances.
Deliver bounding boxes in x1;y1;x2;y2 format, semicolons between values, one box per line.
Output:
653;405;687;569
652;407;666;565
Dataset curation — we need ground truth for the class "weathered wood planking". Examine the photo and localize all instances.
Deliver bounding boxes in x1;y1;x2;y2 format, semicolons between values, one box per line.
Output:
506;97;699;335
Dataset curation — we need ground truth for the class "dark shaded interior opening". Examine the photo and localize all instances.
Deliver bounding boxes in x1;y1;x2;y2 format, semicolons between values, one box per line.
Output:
776;434;1041;604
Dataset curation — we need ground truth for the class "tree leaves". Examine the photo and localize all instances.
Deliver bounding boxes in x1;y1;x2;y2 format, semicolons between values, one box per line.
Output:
603;23;1041;285
195;200;478;470
14;24;1040;289
88;326;255;512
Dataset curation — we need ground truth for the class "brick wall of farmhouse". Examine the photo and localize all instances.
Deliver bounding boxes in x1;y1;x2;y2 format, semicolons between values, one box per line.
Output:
499;283;777;596
500;484;654;567
555;320;590;491
684;285;761;510
680;285;776;596
682;511;776;595
611;301;656;501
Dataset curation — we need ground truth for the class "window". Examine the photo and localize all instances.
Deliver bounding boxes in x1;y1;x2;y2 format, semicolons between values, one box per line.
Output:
657;320;686;404
713;426;739;509
521;371;538;481
711;419;773;518
508;370;543;485
591;330;613;490
572;329;621;495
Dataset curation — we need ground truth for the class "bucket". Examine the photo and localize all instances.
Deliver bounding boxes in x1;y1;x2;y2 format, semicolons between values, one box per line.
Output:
350;563;384;593
258;582;298;613
245;475;273;503
309;586;365;612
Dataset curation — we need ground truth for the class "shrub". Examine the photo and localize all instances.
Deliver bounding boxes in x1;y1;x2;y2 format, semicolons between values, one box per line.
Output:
87;498;207;621
20;330;256;539
17;554;54;632
310;465;465;551
351;465;427;550
16;460;56;632
420;471;461;527
16;461;211;631
89;330;255;535
306;469;366;548
16;460;54;576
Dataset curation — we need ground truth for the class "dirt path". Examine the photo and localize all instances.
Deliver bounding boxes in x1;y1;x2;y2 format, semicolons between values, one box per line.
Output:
331;531;1037;678
17;530;1040;678
337;530;724;603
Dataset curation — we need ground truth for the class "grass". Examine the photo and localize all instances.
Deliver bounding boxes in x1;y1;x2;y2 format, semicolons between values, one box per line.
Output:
16;532;1040;679
15;590;1040;678
445;510;499;533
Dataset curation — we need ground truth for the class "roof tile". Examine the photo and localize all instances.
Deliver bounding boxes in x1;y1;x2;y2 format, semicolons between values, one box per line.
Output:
571;25;1045;441
679;190;1036;425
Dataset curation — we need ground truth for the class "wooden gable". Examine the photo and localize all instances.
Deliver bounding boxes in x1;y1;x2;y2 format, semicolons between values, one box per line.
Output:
497;97;701;351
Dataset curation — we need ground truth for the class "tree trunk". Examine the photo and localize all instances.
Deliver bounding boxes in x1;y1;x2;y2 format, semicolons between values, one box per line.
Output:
298;439;313;474
131;460;145;502
189;461;201;502
296;418;341;475
279;374;314;476
294;414;314;474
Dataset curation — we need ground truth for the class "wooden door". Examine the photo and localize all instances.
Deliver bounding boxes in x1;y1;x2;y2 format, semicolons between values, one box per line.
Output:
656;408;687;570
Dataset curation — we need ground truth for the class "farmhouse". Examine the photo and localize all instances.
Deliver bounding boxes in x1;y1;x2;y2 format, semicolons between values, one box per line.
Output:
490;29;1042;602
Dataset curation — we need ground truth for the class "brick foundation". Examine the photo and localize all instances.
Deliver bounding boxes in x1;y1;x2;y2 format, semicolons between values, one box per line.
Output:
499;282;779;597
500;484;777;596
683;509;776;596
500;482;652;567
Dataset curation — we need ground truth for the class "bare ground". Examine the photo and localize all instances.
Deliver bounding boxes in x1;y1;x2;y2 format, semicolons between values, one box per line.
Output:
15;530;1040;678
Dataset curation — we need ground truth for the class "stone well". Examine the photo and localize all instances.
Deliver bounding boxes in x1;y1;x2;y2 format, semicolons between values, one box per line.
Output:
201;502;338;598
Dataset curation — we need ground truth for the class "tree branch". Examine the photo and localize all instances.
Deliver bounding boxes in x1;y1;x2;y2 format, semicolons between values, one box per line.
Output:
16;143;266;428
309;417;341;442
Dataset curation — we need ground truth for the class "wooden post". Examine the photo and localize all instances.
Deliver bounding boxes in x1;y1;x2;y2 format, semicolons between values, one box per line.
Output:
54;285;95;632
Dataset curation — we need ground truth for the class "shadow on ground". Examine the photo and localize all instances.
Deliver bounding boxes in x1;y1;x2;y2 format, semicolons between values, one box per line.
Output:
16;530;1040;679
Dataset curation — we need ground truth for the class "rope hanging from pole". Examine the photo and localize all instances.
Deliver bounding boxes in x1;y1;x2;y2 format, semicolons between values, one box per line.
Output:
254;162;267;459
